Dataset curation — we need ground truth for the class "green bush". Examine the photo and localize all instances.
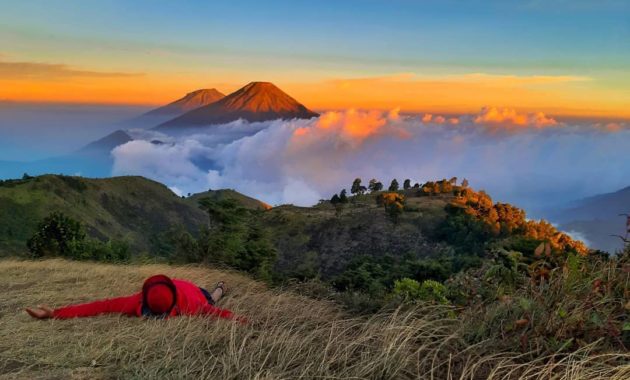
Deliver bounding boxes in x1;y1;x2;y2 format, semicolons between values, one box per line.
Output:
27;212;86;257
176;198;278;281
27;212;129;262
393;278;450;305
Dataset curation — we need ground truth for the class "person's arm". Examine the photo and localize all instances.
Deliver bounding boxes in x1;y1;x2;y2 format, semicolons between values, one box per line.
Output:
51;294;141;319
198;303;246;323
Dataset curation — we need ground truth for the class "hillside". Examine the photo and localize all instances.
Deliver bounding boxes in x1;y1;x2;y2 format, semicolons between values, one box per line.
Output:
547;186;630;253
157;82;319;130
264;191;451;279
1;258;627;379
186;189;272;211
1;175;593;281
0;175;207;253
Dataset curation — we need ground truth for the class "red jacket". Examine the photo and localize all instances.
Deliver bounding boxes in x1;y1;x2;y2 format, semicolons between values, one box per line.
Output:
52;279;237;321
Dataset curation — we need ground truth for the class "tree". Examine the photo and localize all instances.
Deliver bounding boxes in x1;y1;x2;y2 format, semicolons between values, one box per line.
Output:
351;178;363;195
449;177;458;185
389;179;399;192
368;179;378;192
403;179;411;190
376;192;405;224
339;189;348;203
461;178;469;188
330;194;341;204
438;179;453;193
27;212;86;257
197;198;277;280
373;182;383;191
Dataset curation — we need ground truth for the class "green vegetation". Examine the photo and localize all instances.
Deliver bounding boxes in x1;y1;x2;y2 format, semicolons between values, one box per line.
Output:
393;278;449;305
27;211;85;257
26;211;130;262
0;174;206;254
170;198;277;281
2;174;628;357
185;188;271;210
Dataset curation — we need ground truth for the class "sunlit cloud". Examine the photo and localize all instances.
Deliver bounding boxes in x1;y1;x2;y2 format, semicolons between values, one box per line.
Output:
111;108;630;209
473;107;558;128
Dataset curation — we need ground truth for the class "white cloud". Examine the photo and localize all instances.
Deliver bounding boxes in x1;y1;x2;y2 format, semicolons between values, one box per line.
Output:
111;108;630;211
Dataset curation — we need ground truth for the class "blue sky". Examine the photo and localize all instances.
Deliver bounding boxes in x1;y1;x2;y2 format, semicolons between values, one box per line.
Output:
0;0;628;115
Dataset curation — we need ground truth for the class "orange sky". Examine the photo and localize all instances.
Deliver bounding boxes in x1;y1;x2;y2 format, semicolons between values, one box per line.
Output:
1;70;629;119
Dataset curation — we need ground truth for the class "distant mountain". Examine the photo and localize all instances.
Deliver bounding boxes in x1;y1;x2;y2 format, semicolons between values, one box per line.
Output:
0;130;133;180
144;89;226;118
77;130;132;154
129;89;226;127
156;82;319;130
547;186;630;253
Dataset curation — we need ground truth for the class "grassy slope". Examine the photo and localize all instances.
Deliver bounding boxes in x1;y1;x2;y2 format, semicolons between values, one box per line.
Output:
1;258;628;379
0;175;207;253
0;175;462;273
186;189;272;210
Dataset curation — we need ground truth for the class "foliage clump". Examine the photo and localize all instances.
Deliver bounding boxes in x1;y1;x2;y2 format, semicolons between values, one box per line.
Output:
393;278;449;305
170;198;277;281
27;212;129;262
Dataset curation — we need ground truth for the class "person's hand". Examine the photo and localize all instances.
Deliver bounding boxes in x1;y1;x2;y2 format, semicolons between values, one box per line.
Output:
25;305;54;319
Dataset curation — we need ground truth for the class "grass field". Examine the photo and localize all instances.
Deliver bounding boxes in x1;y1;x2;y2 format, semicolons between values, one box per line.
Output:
1;259;628;379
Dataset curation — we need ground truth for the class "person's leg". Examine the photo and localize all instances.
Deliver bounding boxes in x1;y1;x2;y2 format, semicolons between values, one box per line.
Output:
210;281;226;304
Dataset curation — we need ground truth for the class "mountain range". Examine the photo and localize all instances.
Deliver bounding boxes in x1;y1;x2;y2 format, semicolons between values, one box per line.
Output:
0;81;318;178
156;82;318;130
545;186;630;253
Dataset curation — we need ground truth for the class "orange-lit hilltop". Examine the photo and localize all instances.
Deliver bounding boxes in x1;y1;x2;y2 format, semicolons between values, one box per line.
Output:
420;179;589;256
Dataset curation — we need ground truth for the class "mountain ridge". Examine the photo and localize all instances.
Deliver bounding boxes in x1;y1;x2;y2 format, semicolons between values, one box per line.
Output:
144;88;226;117
548;185;630;253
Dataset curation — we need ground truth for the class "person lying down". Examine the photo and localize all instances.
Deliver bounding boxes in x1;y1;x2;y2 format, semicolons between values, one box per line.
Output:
25;274;245;322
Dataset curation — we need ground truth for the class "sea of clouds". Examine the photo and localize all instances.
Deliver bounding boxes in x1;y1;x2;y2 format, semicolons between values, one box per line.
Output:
111;107;630;214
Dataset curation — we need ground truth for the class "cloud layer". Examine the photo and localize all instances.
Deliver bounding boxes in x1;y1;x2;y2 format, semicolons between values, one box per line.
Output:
112;108;630;213
0;58;142;80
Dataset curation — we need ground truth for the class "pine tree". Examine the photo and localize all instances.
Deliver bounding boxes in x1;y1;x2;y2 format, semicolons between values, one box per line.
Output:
403;179;411;190
389;179;399;191
330;194;341;204
351;178;363;194
339;189;348;203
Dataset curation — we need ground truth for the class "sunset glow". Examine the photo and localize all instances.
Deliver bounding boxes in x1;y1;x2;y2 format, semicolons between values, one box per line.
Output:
0;1;627;119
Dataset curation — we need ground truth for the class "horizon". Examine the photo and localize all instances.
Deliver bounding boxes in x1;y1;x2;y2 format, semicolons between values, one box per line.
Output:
1;0;629;118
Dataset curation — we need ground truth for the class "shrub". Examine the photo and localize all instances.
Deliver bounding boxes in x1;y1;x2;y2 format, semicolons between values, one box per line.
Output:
193;198;277;281
27;212;86;257
393;278;450;305
27;212;130;262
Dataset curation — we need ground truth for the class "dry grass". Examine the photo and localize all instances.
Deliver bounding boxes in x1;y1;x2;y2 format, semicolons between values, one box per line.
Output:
0;259;628;379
